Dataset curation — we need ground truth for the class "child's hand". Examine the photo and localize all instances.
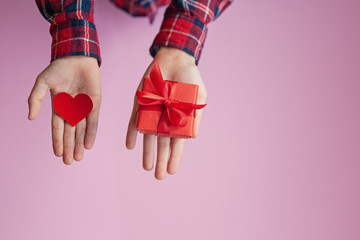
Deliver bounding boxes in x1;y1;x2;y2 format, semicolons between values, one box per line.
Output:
126;47;207;180
28;56;101;165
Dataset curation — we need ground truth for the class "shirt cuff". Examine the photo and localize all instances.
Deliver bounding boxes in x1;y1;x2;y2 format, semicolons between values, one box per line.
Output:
50;19;101;65
149;8;208;65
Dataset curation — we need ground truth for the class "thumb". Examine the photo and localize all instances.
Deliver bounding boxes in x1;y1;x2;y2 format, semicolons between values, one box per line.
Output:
28;76;48;120
126;81;144;150
125;99;138;150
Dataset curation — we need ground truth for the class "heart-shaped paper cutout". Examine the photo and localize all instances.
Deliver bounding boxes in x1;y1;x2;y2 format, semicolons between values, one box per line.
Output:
53;92;93;127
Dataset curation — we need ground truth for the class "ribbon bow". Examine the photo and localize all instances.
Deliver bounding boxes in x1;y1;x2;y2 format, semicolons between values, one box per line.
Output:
136;61;206;131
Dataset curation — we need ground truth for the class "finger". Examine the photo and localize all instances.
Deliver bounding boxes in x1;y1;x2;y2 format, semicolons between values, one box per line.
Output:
167;138;185;175
51;112;64;157
74;119;86;161
155;137;171;180
28;76;48;120
63;122;75;165
84;108;99;150
143;134;156;170
193;90;207;138
126;101;138;150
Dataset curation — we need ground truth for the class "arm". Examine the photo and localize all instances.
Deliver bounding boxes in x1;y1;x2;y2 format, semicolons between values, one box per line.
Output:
150;0;232;64
29;0;102;165
35;0;101;63
126;0;232;179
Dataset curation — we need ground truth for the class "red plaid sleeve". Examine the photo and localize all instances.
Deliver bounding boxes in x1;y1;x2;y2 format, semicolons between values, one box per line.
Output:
111;0;232;64
150;0;232;64
35;0;101;65
111;0;171;22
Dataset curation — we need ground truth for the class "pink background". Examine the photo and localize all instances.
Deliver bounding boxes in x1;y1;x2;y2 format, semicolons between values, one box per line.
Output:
1;0;360;239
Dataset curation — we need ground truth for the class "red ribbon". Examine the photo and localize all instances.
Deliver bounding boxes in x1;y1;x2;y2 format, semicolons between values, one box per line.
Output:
136;60;206;134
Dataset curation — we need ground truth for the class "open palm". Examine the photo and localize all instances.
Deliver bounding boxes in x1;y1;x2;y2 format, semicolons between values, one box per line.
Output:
28;56;101;165
126;47;207;179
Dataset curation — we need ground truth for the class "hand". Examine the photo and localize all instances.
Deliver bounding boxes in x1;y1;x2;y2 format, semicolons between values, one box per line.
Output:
126;47;207;180
28;56;101;165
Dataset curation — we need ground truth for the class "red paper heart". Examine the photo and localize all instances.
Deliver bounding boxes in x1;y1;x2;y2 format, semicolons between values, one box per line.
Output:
53;92;93;127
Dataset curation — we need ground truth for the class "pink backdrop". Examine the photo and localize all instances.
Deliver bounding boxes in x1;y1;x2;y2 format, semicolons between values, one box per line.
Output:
1;0;360;239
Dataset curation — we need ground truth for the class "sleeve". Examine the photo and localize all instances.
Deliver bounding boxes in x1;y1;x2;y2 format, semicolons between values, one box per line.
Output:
150;0;232;64
35;0;101;65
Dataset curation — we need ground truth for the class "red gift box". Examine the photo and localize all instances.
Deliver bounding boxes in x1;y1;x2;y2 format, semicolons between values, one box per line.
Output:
136;61;206;138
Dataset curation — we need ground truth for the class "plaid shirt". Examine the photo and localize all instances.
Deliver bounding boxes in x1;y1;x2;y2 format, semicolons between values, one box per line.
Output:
36;0;232;65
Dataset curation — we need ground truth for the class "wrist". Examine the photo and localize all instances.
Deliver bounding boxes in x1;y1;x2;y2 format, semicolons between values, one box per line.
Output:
54;55;98;66
155;47;196;66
